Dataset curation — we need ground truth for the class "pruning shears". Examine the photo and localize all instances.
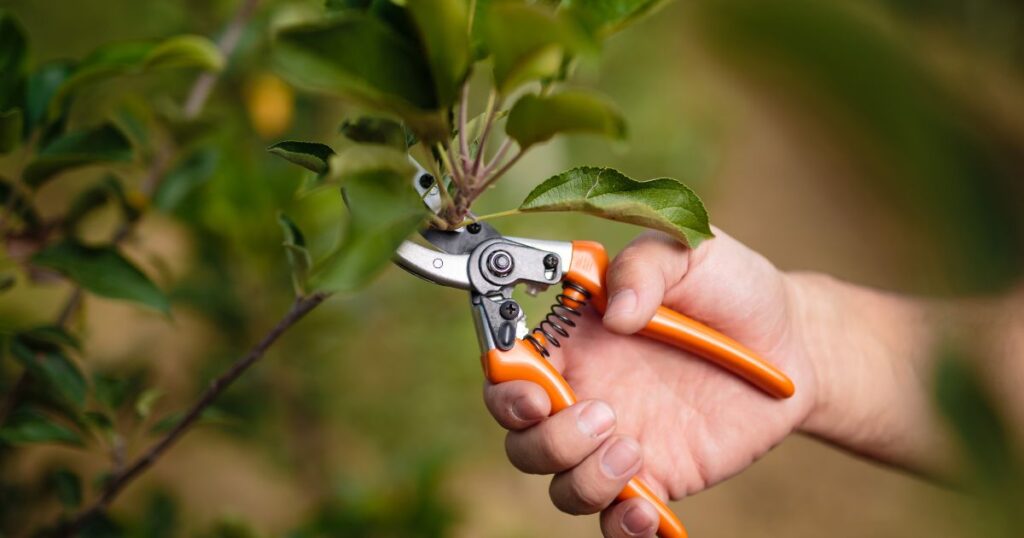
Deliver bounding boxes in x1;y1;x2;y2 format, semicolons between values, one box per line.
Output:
395;167;795;538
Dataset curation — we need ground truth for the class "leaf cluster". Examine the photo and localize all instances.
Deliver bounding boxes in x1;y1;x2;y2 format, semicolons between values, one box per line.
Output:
267;0;713;295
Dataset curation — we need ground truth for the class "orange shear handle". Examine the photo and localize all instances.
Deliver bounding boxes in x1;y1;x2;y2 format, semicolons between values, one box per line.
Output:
483;341;688;538
567;241;795;399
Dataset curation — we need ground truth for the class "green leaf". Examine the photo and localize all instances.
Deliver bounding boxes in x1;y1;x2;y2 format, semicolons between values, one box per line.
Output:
0;408;82;446
32;241;170;313
268;141;336;176
10;338;87;408
51;42;151;118
134;388;162;419
0;107;22;153
520;167;713;247
483;3;585;95
50;468;83;509
111;101;154;154
149;407;233;435
0;177;41;228
0;273;14;293
77;510;124;538
339;116;409;150
16;325;81;351
64;176;138;234
406;0;471;108
506;91;625;150
326;0;373;10
454;108;507;141
0;10;28;111
23;123;134;188
49;36;223;120
153;148;219;211
84;410;114;435
24;61;74;136
327;143;414;184
935;349;1020;488
92;372;143;411
562;0;671;37
311;146;425;292
278;213;313;296
273;13;447;141
139;491;180;538
141;34;225;72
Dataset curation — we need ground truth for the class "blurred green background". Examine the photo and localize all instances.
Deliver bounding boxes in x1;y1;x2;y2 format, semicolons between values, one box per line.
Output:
2;0;1023;536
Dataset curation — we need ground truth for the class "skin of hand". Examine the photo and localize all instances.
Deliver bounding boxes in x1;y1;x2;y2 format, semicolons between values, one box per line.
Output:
482;226;1024;536
483;228;824;537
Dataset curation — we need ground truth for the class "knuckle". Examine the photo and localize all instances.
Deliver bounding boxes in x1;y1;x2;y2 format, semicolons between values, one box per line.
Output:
607;259;648;290
610;249;647;273
537;428;576;469
566;476;607;514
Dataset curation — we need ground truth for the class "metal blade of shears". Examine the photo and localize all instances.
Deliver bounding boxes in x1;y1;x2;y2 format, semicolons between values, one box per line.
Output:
407;157;502;256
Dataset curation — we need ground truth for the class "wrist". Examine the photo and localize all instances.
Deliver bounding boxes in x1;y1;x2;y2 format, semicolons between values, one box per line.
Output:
786;272;950;472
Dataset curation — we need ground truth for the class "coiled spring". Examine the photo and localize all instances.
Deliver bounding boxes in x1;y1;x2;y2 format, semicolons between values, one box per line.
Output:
524;281;592;357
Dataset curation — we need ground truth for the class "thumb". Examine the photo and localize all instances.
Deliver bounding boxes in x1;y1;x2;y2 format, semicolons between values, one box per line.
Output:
602;232;689;335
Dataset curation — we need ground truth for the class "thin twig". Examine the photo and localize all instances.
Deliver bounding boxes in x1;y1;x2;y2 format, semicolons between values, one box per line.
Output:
458;84;470;174
470;91;499;177
61;291;330;536
476;149;524;195
110;434;126;475
183;0;259;118
479;138;512;179
436;142;464;189
0;372;31;425
56;288;83;328
137;139;174;200
456;208;522;227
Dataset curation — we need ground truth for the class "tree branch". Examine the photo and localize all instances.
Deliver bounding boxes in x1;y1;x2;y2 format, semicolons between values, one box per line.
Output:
61;291;330;536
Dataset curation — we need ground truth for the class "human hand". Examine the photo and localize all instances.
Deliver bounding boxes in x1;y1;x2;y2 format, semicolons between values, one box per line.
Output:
483;229;820;537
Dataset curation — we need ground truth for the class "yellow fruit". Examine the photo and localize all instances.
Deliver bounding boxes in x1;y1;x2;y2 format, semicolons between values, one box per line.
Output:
245;73;294;139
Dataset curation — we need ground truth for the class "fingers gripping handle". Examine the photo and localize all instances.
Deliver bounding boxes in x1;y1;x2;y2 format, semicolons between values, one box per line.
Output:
483;341;688;538
566;241;795;399
644;307;794;398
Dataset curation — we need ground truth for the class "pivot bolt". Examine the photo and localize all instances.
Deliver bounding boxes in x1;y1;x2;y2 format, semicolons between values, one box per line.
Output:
499;301;520;320
418;173;434;189
543;254;559;270
467;222;482;234
487;250;514;277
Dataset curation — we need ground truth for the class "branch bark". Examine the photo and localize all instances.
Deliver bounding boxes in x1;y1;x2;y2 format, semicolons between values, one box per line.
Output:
61;291;330;536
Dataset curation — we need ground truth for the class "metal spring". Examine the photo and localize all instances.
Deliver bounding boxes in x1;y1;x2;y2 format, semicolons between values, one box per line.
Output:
525;281;592;357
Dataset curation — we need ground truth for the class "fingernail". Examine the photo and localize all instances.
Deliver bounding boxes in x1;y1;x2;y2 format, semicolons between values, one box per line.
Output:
622;504;657;536
601;438;641;478
511;397;542;422
606;289;637;318
577;401;615;438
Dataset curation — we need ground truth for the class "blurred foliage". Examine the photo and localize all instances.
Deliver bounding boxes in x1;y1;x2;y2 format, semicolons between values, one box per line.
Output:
0;0;1021;537
935;348;1024;538
693;0;1024;293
